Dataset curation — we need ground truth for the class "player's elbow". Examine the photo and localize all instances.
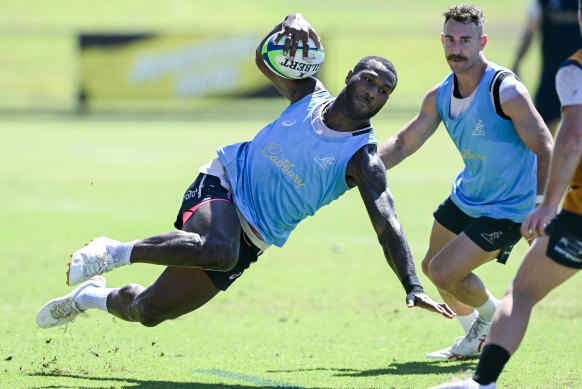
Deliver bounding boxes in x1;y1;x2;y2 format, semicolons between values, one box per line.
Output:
380;135;417;170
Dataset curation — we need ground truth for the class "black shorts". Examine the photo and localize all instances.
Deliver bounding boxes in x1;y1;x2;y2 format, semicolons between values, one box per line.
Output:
174;174;261;291
433;198;522;264
544;210;582;269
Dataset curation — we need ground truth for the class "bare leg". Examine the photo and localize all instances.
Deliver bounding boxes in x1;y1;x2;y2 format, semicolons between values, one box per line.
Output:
130;199;241;271
428;231;498;308
487;237;578;354
106;267;220;326
104;199;241;326
422;221;497;315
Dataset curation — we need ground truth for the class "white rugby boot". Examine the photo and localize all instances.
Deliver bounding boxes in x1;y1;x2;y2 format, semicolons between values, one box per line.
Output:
36;276;106;329
427;317;490;360
429;378;496;389
426;337;468;360
67;237;123;286
450;316;490;356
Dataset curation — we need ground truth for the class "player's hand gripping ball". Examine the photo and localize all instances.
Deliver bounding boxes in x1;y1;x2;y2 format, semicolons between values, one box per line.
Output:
261;33;325;79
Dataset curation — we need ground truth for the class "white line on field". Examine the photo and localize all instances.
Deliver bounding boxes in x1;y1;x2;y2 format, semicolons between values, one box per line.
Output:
194;368;306;388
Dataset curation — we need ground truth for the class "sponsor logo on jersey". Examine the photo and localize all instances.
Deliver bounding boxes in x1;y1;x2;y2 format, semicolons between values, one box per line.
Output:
314;156;335;170
472;120;486;136
462;149;485;161
262;143;305;189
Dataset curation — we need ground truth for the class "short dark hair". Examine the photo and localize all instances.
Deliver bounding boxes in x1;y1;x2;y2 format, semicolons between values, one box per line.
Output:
443;4;485;36
353;56;398;90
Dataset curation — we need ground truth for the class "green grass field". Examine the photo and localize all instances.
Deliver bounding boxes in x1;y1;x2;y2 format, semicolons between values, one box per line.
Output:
1;116;581;389
1;0;581;388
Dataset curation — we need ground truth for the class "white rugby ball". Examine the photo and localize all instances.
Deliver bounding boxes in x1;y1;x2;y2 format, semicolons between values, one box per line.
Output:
261;33;325;79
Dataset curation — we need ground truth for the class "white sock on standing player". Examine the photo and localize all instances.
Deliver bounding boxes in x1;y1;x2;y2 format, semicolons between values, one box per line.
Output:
475;291;500;322
457;309;479;334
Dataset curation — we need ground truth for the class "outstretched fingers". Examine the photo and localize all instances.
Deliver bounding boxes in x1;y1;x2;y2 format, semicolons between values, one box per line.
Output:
276;13;321;60
407;293;456;319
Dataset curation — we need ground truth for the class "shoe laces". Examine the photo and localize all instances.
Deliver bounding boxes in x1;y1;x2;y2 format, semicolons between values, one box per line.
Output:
452;319;489;355
465;317;488;342
49;296;81;335
81;256;110;280
49;297;77;322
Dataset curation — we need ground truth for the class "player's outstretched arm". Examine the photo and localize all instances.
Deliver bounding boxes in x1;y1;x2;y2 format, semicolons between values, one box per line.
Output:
255;13;324;103
346;145;455;319
378;86;441;170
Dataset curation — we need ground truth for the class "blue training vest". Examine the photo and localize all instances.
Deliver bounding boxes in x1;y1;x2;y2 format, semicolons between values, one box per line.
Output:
435;62;537;222
218;90;377;247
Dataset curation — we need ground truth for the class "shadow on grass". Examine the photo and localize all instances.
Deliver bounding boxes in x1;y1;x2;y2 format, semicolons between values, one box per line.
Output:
268;359;477;377
28;373;307;389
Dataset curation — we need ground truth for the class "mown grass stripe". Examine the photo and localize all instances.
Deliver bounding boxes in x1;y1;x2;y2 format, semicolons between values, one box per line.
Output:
194;368;306;388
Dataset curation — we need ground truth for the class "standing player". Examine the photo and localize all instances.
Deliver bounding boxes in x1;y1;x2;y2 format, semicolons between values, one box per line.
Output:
379;4;553;360
431;1;582;386
512;0;582;135
36;13;454;331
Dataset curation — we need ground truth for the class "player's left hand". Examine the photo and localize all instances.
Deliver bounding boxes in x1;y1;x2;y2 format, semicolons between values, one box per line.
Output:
406;292;456;319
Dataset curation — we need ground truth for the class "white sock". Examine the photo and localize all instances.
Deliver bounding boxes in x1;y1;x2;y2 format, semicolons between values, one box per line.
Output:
106;240;137;266
457;310;478;334
75;286;115;312
475;293;500;322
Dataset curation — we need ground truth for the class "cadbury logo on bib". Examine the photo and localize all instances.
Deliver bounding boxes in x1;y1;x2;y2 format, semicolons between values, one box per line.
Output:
262;143;306;189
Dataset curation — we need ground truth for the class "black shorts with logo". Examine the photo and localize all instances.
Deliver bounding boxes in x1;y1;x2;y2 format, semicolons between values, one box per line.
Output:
433;197;522;264
174;174;261;290
544;210;582;269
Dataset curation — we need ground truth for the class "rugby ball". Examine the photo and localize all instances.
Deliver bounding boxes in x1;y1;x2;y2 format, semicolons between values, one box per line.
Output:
261;33;325;79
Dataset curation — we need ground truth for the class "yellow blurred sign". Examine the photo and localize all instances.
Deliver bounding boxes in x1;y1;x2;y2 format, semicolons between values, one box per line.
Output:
79;33;273;100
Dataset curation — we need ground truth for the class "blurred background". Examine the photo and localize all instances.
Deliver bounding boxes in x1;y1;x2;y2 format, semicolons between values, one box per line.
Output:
0;0;537;118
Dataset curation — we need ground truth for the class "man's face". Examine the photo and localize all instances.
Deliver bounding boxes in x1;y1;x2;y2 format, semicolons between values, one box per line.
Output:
441;19;486;74
343;63;394;121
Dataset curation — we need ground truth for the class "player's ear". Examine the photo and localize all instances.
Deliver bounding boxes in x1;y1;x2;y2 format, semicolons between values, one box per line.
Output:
345;70;354;84
480;34;488;50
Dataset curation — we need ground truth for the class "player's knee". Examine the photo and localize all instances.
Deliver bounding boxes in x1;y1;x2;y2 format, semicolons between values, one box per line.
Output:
420;256;432;278
508;279;539;307
113;284;167;327
427;262;453;290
